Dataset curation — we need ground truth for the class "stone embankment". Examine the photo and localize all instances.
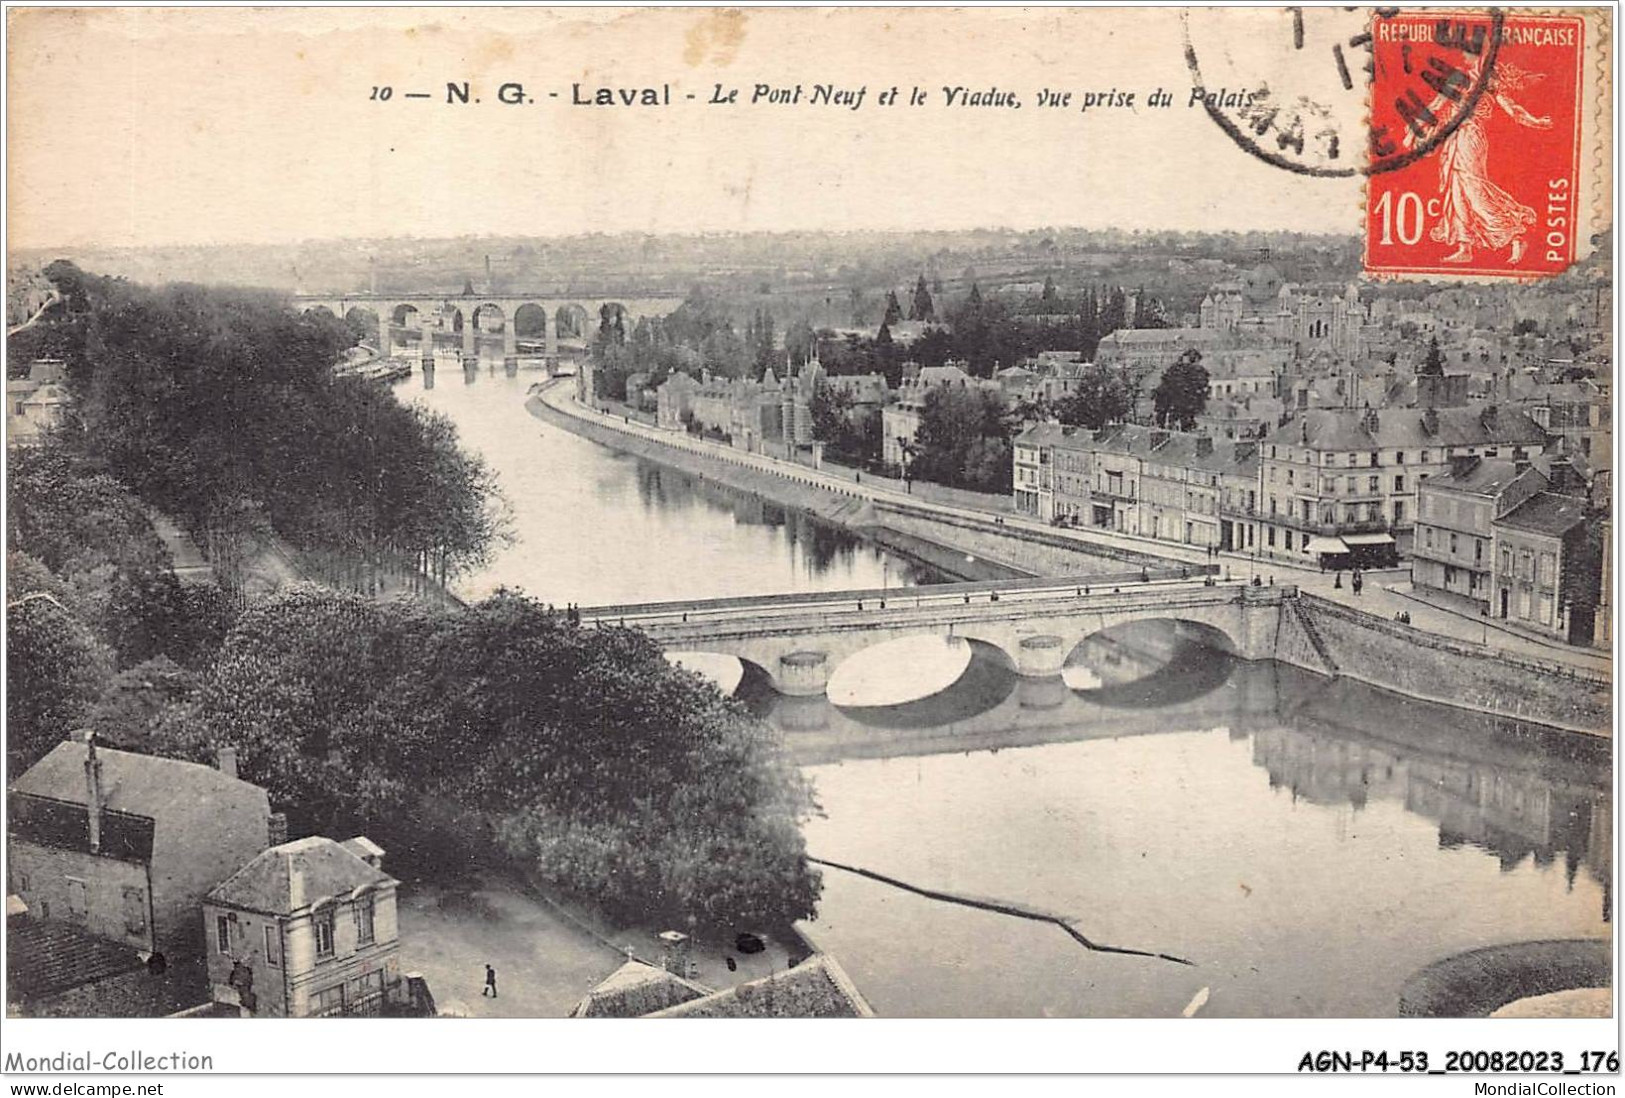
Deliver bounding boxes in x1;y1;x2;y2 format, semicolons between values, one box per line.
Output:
528;386;1166;583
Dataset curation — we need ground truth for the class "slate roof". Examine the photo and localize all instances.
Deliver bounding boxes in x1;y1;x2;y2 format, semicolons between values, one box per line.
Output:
645;954;875;1018
207;836;395;915
6;916;146;1001
1424;458;1543;498
9;741;261;821
1493;492;1589;538
569;960;711;1018
1284;406;1548;452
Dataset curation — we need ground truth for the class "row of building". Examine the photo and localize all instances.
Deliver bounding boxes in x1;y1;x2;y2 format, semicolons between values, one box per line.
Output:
1013;403;1608;645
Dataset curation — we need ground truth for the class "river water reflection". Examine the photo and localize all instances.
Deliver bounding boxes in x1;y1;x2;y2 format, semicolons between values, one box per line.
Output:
396;363;936;605
399;361;1611;1018
773;629;1611;1017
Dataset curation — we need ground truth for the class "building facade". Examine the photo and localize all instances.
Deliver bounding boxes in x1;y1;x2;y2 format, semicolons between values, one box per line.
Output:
202;835;403;1018
1412;457;1548;611
7;735;274;964
1257;405;1548;568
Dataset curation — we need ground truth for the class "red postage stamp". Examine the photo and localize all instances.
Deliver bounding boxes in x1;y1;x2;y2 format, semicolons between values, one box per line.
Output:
1364;10;1586;280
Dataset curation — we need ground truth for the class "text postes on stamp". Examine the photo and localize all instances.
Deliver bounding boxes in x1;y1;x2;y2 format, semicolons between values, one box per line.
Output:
1365;11;1586;279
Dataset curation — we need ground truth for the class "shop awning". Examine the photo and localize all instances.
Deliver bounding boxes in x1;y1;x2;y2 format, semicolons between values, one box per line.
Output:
1343;533;1396;546
1305;536;1350;554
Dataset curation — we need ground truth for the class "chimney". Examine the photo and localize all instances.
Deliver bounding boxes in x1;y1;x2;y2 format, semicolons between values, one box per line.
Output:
1481;404;1499;430
217;746;238;780
658;930;691;977
266;812;288;847
1362;405;1381;436
1196;436;1215;458
1449;453;1479;479
82;732;103;855
1547;457;1577;494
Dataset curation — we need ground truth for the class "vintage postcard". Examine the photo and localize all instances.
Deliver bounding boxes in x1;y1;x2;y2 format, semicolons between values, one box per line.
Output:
1;3;1616;1081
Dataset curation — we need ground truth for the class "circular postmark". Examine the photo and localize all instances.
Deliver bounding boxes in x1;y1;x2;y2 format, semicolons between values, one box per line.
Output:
1182;7;1504;177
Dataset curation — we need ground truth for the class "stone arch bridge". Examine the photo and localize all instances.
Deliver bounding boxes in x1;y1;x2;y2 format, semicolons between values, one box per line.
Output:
291;292;686;365
585;575;1305;696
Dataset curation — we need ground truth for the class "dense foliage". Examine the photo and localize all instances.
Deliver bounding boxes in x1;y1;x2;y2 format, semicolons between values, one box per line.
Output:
36;262;505;586
909;386;1015;493
149;587;822;931
1152;350;1211;431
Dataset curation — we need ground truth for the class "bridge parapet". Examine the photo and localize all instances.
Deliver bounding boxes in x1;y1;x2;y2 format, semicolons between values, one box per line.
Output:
604;578;1288;696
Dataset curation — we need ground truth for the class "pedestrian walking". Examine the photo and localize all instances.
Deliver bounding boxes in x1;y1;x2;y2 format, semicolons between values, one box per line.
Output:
1334;571;1343;589
1352;570;1364;597
483;964;498;998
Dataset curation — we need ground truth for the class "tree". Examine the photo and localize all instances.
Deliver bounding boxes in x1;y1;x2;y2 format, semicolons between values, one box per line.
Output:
1420;336;1446;377
150;586;822;930
883;290;903;327
1152;349;1210;430
1055;365;1133;430
7;582;111;779
911;385;1012;493
910;274;935;322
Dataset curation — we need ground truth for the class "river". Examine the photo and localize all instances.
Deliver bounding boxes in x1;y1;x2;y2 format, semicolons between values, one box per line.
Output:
396;361;1612;1018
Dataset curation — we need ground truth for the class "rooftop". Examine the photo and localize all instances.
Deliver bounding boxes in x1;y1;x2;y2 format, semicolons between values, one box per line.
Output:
6;916;146;1002
1423;457;1544;498
568;959;710;1018
10;740;263;821
644;954;874;1018
207;835;395;916
1494;492;1589;538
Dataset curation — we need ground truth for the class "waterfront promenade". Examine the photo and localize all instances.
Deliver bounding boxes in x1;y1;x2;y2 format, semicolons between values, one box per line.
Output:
534;379;1611;678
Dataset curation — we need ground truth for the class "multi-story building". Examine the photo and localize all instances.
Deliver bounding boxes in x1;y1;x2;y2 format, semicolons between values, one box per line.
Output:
1013;423;1258;549
881;362;988;469
654;371;699;430
1491;490;1596;645
1412;457;1548;611
202;835;402;1018
7;734;275;965
1257;404;1548;568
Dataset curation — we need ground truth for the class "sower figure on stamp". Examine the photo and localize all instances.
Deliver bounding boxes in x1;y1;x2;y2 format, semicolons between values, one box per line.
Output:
1405;55;1553;265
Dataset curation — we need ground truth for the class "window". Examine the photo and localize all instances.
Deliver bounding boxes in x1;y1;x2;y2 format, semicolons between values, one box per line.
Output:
1450;533;1458;554
1394;501;1405;524
313;984;347;1018
1347;453;1357;467
1421;450;1431;464
265;925;281;968
1370;452;1380;467
1284;531;1294;551
1501;546;1513;574
355;895;376;946
1394;476;1405;492
122;886;147;937
1426;527;1434;548
1476;539;1484;562
1396;451;1406;464
216;914;232;954
1268;527;1277;548
1368;475;1379;492
314;910;336;959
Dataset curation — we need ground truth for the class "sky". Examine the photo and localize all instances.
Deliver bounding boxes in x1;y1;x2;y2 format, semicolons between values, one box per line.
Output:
7;7;1374;251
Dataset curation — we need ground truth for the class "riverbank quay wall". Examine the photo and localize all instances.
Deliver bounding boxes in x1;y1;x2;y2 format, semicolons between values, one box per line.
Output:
528;391;1169;581
1293;594;1610;736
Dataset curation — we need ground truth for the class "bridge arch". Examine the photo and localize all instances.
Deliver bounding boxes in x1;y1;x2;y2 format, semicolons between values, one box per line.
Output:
471;302;507;332
513;303;548;339
555;304;591;341
302;304;337;321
